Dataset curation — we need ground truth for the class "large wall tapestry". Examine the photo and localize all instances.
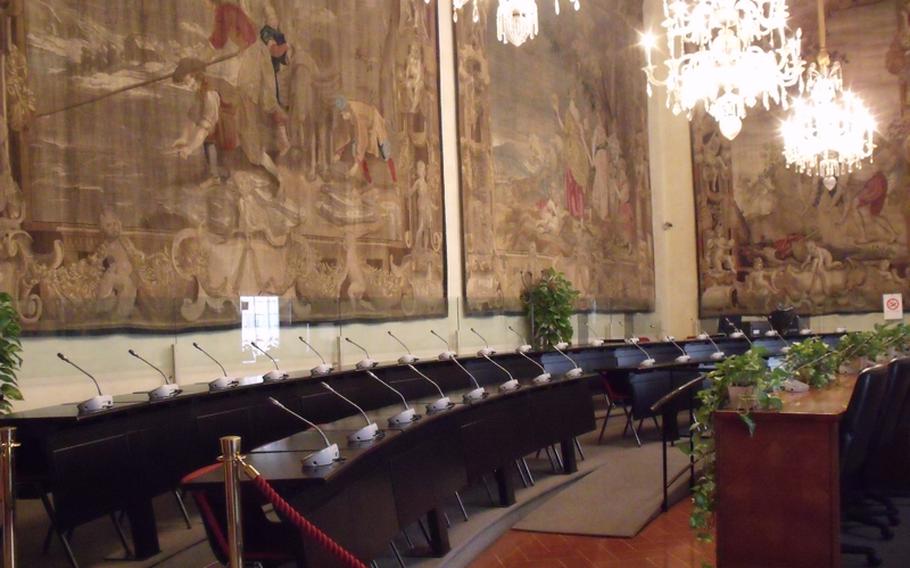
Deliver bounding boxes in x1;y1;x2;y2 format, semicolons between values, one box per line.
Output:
694;0;910;316
0;0;445;331
455;0;655;313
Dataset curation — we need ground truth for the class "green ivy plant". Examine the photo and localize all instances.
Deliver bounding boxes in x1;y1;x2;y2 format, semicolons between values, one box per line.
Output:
685;347;785;540
783;337;838;389
521;268;579;349
0;292;23;414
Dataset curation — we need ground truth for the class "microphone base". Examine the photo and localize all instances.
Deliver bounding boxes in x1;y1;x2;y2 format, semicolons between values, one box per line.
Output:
398;355;419;365
356;358;378;370
780;346;791;354
533;373;552;385
148;384;182;401
348;422;380;443
697;333;711;341
499;379;520;392
78;395;113;414
555;342;570;350
710;352;726;361
800;329;813;336
731;332;745;339
311;364;333;377
564;368;584;379
589;339;605;347
238;375;264;387
388;408;418;427
263;370;289;382
426;397;453;413
477;347;496;357
765;330;779;337
517;345;532;354
675;355;691;363
302;443;340;468
208;377;239;391
640;359;656;368
626;338;640;345
463;387;487;403
438;351;456;361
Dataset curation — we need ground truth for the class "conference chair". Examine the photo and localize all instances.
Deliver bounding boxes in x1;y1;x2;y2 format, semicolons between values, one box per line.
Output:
840;365;889;566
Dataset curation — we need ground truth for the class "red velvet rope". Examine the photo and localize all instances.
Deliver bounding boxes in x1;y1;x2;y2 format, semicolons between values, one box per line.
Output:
249;474;368;568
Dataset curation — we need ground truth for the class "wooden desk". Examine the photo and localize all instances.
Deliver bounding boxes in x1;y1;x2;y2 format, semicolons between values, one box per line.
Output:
714;375;857;568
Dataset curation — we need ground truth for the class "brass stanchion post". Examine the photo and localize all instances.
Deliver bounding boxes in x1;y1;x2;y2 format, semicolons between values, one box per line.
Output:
220;436;243;568
1;427;19;568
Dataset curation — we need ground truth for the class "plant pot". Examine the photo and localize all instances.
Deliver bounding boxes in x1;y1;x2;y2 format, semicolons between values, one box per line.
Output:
839;357;872;375
727;385;756;410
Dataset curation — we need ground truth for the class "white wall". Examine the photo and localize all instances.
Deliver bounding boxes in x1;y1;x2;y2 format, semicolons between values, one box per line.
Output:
11;0;904;411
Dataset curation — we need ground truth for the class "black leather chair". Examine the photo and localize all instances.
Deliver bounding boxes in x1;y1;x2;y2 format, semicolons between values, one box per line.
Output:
840;365;889;566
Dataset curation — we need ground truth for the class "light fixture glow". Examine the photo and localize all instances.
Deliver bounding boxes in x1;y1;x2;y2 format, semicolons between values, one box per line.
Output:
642;0;805;140
425;0;579;47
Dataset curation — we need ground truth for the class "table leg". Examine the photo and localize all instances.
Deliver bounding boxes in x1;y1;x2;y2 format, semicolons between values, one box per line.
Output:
494;466;516;507
426;508;450;556
124;498;160;559
560;438;578;474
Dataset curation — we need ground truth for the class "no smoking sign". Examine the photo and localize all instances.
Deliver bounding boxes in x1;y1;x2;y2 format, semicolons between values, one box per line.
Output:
884;294;904;320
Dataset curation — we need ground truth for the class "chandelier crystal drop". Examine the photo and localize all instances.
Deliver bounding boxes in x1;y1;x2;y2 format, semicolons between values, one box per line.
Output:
780;0;875;188
641;0;805;140
424;0;580;47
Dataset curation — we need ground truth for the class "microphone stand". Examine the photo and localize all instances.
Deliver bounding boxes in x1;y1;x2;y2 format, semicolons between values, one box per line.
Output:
407;364;454;413
470;327;496;356
626;338;656;367
365;371;419;426
268;398;340;467
585;323;605;347
764;317;793;354
507;326;533;353
430;329;457;361
192;342;238;391
696;325;726;361
387;330;418;364
480;353;519;391
250;342;289;381
57;353;113;412
320;382;380;443
128;349;182;400
449;357;487;402
345;337;377;369
552;343;584;378
516;350;552;384
664;336;691;363
299;336;333;376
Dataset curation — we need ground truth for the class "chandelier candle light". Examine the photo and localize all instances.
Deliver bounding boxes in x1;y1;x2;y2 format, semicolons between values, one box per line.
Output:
641;0;804;140
425;0;579;47
780;0;875;190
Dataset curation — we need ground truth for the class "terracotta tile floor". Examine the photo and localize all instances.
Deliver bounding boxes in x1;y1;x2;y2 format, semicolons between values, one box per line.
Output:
468;499;715;568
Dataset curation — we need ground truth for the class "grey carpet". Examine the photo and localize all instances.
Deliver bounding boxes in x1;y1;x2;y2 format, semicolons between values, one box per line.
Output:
513;441;691;537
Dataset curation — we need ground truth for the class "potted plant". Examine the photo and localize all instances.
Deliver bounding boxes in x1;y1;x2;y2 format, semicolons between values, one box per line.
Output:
521;268;579;349
0;292;24;414
784;337;837;388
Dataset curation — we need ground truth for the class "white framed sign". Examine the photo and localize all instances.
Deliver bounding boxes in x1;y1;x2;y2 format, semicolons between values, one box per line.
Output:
883;294;904;321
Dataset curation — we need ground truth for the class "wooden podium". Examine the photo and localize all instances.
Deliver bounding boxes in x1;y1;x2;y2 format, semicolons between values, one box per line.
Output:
714;376;857;568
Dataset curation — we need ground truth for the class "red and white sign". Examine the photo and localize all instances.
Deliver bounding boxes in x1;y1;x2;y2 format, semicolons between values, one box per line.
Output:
883;293;904;320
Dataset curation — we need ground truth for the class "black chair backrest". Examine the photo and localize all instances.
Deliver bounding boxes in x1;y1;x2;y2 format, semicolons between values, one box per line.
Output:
841;366;889;479
872;357;910;451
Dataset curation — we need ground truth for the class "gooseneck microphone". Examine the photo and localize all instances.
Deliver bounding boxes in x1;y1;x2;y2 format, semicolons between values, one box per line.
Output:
250;342;289;382
406;364;453;413
299;336;333;376
664;336;691;363
320;382;379;442
268;397;339;468
552;342;584;378
725;319;754;347
449;356;486;402
480;353;519;392
365;371;419;426
586;323;605;347
696;324;726;361
764;316;793;353
516;350;552;384
626;338;656;367
470;327;496;356
507;326;533;353
193;342;238;390
345;337;377;369
128;349;182;400
387;330;418;364
58;353;112;412
430;329;457;360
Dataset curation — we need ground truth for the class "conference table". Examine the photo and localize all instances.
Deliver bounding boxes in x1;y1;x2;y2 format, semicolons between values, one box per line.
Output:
0;331;830;565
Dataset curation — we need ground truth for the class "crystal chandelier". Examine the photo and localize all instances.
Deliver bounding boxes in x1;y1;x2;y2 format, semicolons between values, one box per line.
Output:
641;0;805;140
780;0;875;189
424;1;580;47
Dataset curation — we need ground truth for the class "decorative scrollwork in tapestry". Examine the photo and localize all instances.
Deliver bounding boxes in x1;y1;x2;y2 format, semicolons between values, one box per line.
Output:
0;0;445;332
